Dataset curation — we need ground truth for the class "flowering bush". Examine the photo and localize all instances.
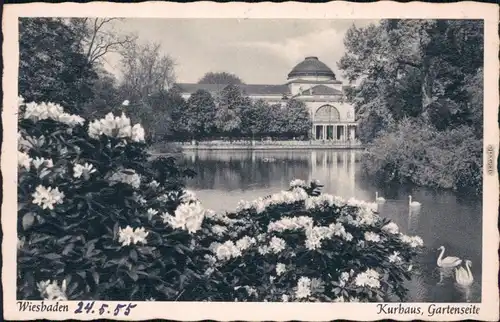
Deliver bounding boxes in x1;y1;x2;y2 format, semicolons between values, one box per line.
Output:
17;98;423;302
196;180;424;302
17;98;209;301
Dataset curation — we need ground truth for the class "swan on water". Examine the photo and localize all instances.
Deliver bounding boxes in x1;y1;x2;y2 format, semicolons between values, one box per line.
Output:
437;246;462;268
409;195;421;208
455;260;473;287
375;191;386;203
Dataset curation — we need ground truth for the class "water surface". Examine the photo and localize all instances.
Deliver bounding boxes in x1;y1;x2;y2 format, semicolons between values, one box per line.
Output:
181;149;482;303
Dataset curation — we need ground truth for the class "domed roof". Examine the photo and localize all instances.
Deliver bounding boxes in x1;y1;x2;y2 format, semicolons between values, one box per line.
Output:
288;56;336;79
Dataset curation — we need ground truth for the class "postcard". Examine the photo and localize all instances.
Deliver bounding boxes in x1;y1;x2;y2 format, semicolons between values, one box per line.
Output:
2;1;499;321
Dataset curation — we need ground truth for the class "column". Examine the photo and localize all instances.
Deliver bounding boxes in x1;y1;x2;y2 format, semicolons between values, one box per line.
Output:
333;125;337;141
322;125;326;141
350;126;356;141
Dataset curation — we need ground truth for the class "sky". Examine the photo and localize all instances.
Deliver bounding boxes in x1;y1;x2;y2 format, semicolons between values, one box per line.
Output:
104;18;379;85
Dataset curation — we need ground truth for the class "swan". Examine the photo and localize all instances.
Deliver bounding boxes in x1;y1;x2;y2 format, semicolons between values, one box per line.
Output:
375;191;386;203
437;246;462;268
455;260;473;287
409;195;421;208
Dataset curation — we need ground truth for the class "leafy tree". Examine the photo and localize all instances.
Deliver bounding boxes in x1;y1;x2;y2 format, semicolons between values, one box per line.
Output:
240;99;271;139
81;68;124;119
185;90;218;139
19;18;98;113
198;72;244;85
281;100;312;139
215;85;251;138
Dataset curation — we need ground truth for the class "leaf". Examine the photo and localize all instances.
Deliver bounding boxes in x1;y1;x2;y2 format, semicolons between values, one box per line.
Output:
130;249;138;262
127;270;139;282
42;253;62;260
22;213;35;230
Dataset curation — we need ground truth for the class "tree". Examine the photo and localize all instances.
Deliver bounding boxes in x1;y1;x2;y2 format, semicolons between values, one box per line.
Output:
215;85;251;137
198;72;244;85
71;18;137;65
18;18;98;113
240;99;271;139
339;19;483;139
119;40;176;101
81;68;123;119
281;99;312;138
186;90;218;139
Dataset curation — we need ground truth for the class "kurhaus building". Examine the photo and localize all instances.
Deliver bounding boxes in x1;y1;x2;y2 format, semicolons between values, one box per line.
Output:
176;56;357;141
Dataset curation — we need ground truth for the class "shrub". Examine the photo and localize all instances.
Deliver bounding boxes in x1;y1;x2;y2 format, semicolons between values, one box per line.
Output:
362;118;482;195
17;99;423;302
197;180;423;302
17;98;207;301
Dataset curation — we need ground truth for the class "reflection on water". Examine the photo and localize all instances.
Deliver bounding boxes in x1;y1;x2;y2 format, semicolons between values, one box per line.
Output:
181;149;482;303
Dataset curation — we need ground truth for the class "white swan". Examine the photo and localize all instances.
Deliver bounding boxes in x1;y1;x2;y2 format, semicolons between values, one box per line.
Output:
375;191;386;203
437;246;462;268
455;260;473;287
409;195;421;208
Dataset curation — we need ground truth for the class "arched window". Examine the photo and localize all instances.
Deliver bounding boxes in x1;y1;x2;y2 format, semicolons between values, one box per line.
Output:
315;105;340;122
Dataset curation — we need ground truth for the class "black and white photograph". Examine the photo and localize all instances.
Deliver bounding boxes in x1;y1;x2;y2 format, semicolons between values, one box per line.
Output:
2;2;499;321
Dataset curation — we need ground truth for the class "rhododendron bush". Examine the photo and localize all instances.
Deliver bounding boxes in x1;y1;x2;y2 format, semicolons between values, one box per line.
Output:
17;99;423;302
198;180;424;302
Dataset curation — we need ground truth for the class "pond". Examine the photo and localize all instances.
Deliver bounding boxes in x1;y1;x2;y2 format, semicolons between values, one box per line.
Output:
180;149;482;303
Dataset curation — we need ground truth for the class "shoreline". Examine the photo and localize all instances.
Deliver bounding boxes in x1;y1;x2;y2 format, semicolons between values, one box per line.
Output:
169;142;365;151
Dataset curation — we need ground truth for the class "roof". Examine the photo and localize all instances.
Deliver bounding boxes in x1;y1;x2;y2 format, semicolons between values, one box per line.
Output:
288;56;336;79
287;79;342;85
176;83;291;96
309;85;343;96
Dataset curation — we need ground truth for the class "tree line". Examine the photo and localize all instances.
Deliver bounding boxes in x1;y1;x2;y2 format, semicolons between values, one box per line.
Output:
18;18;312;142
338;19;483;195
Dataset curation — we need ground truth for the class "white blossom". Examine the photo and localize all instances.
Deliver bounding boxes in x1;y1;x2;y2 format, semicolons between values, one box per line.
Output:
295;277;312;299
382;222;399;234
108;169;141;188
37;280;67;301
24;102;84;126
180;190;198;203
289;179;307;188
32;157;53;170
388;251;402;263
276;263;286;276
118;226;149;246
268;216;313;233
73;162;96;179
364;231;381;243
354;269;381;289
212;241;241;261
281;294;289;302
269;236;286;253
18;151;32;170
400;234;424;248
211;225;227;236
235;236;256;251
32;185;65;210
162;202;206;234
88;112;145;142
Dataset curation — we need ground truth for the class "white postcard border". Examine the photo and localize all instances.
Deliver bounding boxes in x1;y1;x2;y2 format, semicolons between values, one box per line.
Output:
2;1;499;321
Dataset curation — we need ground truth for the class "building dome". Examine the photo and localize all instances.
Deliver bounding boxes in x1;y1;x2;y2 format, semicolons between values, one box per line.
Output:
287;56;336;79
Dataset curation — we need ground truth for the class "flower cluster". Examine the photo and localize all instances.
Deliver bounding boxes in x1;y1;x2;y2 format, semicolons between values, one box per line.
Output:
162;202;206;234
364;231;382;243
32;157;54;170
258;236;287;255
108;169;141;189
382;222;399;234
239;188;309;214
23;101;85;127
400;234;424;248
88;112;145;142
276;263;286;276
354;269;381;289
18;151;32;170
289;179;307;188
117;226;149;246
388;251;403;263
73;162;96;179
32;185;65;210
295;276;312;299
267;216;313;233
36;280;68;300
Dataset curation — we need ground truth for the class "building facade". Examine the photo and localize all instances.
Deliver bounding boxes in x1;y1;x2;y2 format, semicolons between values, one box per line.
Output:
177;56;357;141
